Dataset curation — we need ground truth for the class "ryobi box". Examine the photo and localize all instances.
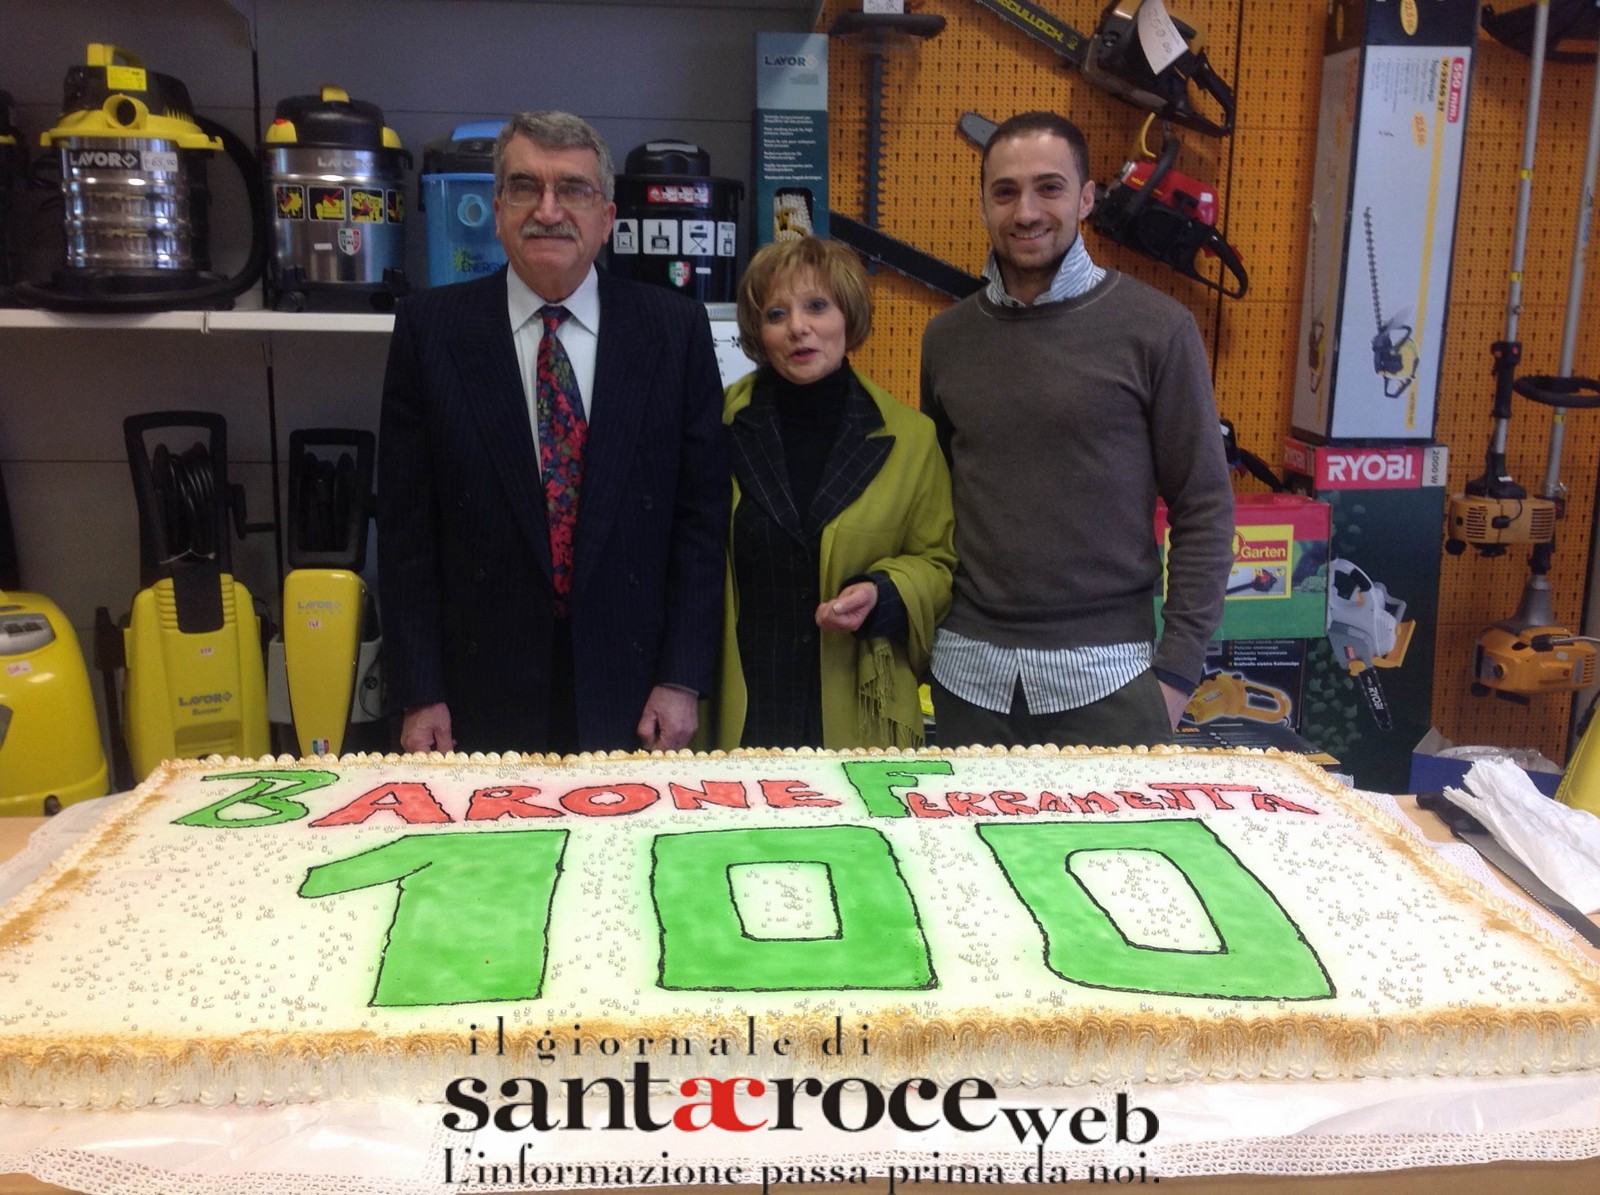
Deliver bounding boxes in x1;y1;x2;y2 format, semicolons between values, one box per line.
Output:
1285;437;1449;794
1154;493;1331;642
1291;0;1476;442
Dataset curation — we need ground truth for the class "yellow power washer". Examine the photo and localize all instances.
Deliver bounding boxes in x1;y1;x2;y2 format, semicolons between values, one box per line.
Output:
96;413;271;785
267;429;382;756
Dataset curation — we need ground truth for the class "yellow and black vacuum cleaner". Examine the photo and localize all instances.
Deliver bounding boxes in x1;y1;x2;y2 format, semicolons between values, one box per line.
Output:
15;44;265;313
0;589;109;815
97;412;270;785
0;463;108;814
266;429;382;756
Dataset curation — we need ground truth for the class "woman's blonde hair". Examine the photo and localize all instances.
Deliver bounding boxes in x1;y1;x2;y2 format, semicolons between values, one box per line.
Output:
735;237;872;366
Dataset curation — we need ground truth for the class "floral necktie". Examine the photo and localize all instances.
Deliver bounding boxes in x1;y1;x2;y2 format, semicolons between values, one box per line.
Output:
536;304;587;616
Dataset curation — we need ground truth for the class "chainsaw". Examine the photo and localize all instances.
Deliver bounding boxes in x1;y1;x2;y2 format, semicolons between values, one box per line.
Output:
972;0;1236;138
1091;119;1246;297
1326;558;1414;731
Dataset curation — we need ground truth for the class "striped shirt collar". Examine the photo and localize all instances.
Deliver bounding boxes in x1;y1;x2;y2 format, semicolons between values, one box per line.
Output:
983;235;1106;307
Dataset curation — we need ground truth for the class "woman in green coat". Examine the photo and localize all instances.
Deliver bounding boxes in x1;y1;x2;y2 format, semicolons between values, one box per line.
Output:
714;237;955;750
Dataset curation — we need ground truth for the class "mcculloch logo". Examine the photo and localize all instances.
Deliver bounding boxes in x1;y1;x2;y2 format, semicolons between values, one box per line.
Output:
178;692;233;707
995;0;1064;41
69;149;139;169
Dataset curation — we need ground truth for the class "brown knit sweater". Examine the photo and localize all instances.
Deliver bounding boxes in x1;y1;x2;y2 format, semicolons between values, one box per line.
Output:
919;270;1234;686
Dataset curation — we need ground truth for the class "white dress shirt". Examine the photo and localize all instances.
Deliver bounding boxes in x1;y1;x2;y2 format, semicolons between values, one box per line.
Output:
507;264;601;470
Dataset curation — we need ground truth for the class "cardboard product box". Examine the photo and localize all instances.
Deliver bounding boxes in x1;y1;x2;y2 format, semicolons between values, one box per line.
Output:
754;33;829;248
1183;638;1309;731
1285;437;1449;793
1290;0;1476;443
1155;493;1331;641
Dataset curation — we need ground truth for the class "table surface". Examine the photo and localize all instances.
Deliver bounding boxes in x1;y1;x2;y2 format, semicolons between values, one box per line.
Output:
2;799;1598;1195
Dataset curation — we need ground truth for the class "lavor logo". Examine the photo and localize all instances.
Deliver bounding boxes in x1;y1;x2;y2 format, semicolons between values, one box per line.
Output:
763;54;818;67
297;600;341;612
315;153;364;171
178;692;233;707
69;149;139;169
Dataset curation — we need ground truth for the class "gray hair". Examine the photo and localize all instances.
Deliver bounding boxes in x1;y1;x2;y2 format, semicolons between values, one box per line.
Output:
494;111;616;202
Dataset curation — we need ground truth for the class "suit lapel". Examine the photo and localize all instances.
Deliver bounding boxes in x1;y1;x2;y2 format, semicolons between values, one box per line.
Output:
573;273;662;598
809;373;891;530
730;396;805;543
449;272;553;580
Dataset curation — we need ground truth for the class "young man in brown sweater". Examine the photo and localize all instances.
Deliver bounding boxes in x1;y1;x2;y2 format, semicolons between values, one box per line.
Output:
919;111;1234;749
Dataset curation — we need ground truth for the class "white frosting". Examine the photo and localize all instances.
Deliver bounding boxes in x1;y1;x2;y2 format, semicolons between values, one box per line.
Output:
2;747;1598;1109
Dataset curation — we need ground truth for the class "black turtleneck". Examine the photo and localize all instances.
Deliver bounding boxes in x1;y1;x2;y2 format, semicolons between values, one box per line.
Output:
768;361;850;526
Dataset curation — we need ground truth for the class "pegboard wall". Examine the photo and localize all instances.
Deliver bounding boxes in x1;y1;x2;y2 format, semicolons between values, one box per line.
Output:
816;0;1600;765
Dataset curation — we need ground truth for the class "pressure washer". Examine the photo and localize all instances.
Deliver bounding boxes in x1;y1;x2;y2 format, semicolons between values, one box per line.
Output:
96;413;271;785
266;429;383;757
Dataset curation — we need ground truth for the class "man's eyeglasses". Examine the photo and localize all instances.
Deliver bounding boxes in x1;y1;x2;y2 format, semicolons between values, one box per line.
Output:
500;175;605;209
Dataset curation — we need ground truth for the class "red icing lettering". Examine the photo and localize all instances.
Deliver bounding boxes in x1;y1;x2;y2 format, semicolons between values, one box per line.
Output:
1148;782;1261;811
465;786;561;820
945;792;994;817
1252;791;1320;815
669;781;749;810
310;783;451;827
989;790;1037;815
558;784;659;816
1038;792;1071;813
1157;789;1195;811
1071;791;1119;815
758;779;839;808
1118;790;1164;811
905;791;949;818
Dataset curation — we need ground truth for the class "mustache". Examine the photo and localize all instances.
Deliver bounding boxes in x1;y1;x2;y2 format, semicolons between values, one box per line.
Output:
520;218;579;240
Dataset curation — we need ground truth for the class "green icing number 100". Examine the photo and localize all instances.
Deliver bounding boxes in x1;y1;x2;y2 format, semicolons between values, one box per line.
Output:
300;821;1329;1007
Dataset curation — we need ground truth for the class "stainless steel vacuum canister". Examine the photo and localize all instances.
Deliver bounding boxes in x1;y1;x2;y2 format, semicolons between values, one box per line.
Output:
39;45;222;290
264;85;409;310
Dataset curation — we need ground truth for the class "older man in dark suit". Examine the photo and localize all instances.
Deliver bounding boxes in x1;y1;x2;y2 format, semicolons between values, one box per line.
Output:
377;111;728;756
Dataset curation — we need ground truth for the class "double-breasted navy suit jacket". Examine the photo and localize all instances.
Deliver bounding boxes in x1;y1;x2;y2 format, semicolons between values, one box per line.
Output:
376;267;729;753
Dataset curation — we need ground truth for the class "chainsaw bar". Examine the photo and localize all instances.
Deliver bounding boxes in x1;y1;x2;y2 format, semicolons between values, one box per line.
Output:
973;0;1092;65
829;212;985;300
1354;669;1395;731
971;0;1236;138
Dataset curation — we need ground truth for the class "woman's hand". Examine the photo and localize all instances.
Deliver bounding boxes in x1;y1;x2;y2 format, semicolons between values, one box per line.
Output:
815;581;879;634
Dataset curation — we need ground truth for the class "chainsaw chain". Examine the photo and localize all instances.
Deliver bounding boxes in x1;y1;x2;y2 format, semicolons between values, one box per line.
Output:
1364;207;1384;337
